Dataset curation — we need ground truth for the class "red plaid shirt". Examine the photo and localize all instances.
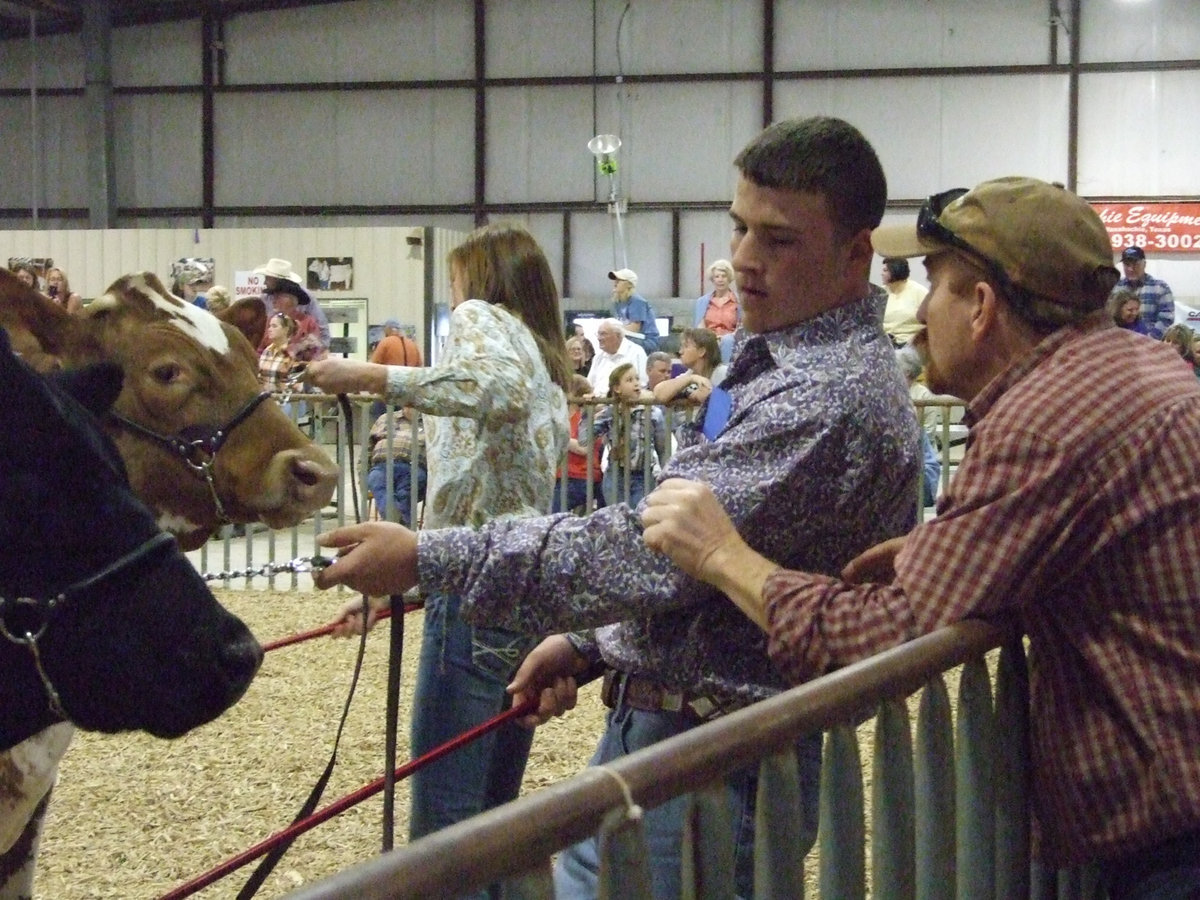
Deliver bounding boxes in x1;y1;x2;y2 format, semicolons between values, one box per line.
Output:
257;344;294;393
764;317;1200;866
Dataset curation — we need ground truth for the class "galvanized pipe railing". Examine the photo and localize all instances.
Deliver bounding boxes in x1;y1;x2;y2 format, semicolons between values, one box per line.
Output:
286;617;1026;900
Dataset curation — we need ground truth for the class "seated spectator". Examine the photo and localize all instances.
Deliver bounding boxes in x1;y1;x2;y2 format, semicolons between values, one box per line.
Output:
588;317;648;394
653;327;727;408
552;374;605;514
10;262;38;290
44;267;83;313
1162;324;1200;379
1109;287;1147;334
566;334;594;378
880;256;928;346
645;350;673;390
366;409;428;528
593;362;667;509
609;268;660;352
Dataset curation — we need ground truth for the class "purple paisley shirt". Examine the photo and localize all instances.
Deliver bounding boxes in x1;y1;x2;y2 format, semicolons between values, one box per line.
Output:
418;293;920;704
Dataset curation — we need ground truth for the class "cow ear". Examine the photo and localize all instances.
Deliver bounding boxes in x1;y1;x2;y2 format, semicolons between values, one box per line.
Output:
51;362;125;416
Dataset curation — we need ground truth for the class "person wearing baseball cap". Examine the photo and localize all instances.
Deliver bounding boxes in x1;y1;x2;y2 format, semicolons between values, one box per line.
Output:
1115;243;1176;339
641;176;1200;897
608;267;660;351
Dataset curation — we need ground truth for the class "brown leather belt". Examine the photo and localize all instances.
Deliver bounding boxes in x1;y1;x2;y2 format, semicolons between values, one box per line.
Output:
600;669;738;724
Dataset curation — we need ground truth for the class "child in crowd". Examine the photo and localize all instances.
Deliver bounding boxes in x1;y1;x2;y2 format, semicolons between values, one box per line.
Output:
593;362;666;508
552;374;605;514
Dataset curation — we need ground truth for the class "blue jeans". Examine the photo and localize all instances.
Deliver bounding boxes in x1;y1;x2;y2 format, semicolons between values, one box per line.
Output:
366;460;426;527
553;702;822;899
409;594;538;849
551;477;606;514
603;467;649;509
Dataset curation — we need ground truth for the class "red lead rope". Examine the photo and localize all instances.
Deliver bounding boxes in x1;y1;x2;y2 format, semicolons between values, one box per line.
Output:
259;604;421;653
157;692;539;900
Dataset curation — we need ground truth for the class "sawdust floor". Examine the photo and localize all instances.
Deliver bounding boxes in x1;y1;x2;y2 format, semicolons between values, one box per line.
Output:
34;589;954;899
35;590;608;899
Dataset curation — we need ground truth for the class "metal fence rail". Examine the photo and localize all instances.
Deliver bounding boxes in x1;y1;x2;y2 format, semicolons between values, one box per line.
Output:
282;618;1056;900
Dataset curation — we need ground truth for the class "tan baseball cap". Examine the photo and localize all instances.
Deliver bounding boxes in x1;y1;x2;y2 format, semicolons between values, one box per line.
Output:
872;177;1119;313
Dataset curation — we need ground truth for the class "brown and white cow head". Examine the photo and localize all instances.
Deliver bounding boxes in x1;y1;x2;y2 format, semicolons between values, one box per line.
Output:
0;269;339;549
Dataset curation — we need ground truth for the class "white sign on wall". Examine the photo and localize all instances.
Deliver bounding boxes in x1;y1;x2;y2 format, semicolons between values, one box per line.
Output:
234;270;266;299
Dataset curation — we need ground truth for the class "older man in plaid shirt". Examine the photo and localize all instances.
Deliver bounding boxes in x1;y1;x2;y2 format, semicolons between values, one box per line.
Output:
644;177;1200;898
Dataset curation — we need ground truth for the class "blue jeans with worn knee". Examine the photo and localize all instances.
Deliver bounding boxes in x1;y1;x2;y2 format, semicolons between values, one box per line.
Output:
409;594;537;855
554;701;822;899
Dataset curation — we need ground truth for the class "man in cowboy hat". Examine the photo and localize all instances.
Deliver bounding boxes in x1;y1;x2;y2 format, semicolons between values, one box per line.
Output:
253;258;331;350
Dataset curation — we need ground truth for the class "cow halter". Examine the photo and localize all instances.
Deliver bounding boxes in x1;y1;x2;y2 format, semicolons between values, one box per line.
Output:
0;531;176;720
108;391;272;524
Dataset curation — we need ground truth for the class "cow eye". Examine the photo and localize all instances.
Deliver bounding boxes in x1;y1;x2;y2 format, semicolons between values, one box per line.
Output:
150;363;182;384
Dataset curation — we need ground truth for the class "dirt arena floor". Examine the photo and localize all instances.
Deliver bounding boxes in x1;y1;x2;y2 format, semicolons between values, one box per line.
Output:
35;589;609;899
32;587;952;898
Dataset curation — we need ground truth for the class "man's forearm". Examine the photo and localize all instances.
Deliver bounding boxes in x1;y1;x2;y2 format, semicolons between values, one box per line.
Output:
702;539;779;631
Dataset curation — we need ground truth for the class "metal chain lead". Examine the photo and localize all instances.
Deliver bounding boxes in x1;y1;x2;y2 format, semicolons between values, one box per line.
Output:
200;555;333;583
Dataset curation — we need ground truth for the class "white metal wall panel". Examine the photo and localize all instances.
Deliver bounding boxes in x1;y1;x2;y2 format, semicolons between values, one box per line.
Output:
1080;0;1200;64
0;32;83;89
113;94;203;208
571;209;672;303
486;86;597;204
528;213;566;300
112;20;202;87
1077;70;1200;198
221;0;474;84
775;0;1054;70
487;0;764;79
775;74;1070;200
597;81;760;203
680;209;739;300
485;0;600;79
0;98;37;207
214;89;475;207
34;94;89;208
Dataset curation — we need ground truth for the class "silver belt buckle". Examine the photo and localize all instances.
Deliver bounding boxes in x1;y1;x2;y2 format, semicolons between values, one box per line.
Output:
687;696;718;721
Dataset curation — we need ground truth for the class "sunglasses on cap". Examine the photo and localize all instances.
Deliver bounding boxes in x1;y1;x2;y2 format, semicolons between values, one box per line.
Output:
917;187;1046;315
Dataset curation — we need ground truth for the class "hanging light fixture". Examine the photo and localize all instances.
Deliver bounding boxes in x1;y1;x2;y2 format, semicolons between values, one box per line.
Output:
588;134;628;270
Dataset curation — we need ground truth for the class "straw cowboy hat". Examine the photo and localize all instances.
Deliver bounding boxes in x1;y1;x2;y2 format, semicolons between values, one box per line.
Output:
253;258;305;283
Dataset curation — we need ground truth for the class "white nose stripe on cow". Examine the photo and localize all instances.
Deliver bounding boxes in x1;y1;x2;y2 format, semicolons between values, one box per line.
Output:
156;510;207;537
131;273;230;355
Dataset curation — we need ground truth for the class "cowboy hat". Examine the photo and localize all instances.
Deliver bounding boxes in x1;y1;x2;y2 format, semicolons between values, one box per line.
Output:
253;258;305;282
